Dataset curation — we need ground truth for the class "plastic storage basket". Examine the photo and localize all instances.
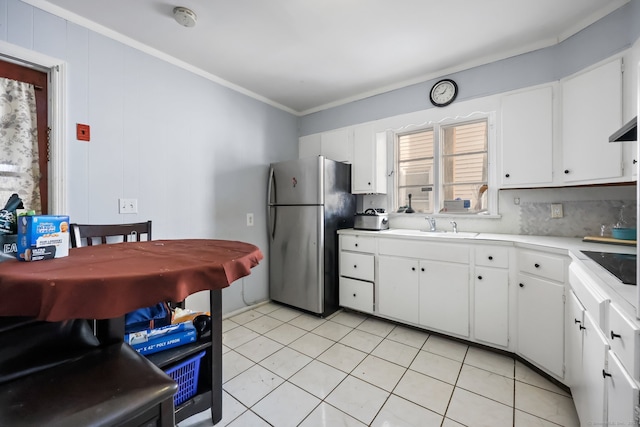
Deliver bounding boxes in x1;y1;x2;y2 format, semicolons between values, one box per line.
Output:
164;350;206;406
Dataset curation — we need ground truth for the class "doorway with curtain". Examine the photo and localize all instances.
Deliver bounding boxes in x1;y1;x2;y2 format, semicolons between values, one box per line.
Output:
0;59;48;214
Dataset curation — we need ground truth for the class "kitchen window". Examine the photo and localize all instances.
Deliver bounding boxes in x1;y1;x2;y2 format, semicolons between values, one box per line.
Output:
395;118;489;214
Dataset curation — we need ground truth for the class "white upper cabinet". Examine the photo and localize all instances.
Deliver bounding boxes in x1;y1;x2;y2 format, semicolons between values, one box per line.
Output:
561;58;623;184
299;123;388;194
500;86;554;187
321;129;353;163
352;125;387;194
298;130;352;163
299;134;321;158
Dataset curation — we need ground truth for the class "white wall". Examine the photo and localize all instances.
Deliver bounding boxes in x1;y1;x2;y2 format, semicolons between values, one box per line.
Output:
0;0;299;314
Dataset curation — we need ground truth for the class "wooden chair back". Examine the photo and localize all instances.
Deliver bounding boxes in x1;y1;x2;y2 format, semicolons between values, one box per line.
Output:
70;221;152;248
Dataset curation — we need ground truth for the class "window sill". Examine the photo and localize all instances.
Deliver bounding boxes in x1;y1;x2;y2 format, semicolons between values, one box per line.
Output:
389;212;502;219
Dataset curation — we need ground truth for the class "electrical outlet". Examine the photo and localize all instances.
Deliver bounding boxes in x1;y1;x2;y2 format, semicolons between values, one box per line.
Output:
246;213;254;226
514;197;520;205
119;198;138;214
551;203;563;218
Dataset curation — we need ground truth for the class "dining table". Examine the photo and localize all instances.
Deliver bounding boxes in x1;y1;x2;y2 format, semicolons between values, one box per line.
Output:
0;238;264;425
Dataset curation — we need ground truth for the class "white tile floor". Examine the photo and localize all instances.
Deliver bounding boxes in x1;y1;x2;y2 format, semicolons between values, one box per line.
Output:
178;302;579;427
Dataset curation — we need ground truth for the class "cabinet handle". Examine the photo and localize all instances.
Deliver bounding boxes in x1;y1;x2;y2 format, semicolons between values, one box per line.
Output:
634;159;638;164
411;267;416;271
564;169;570;174
353;293;357;298
519;283;524;288
611;331;622;340
579;325;586;330
353;265;357;268
421;267;425;272
505;173;510;178
355;243;358;247
368;182;371;186
477;275;483;280
574;319;581;324
488;256;493;260
534;263;540;268
602;369;612;378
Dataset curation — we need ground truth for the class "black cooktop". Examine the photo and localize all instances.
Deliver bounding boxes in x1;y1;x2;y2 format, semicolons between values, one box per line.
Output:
581;251;637;286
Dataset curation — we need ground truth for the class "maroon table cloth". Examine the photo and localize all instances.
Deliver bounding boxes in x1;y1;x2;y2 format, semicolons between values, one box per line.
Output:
0;239;264;321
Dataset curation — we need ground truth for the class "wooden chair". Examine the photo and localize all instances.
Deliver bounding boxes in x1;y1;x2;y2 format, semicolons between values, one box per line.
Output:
69;221;169;337
70;220;152;247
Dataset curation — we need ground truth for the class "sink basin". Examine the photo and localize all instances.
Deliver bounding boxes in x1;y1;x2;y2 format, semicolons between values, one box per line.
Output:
380;229;478;238
380;229;423;236
420;230;479;238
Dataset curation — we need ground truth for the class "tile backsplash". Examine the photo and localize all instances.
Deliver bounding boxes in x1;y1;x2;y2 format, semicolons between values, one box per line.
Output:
520;199;636;237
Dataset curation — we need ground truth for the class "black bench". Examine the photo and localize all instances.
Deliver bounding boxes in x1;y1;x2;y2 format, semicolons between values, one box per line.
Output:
0;317;177;427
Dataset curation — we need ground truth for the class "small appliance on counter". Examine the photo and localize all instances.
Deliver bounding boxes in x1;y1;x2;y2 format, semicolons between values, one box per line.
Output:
354;208;389;231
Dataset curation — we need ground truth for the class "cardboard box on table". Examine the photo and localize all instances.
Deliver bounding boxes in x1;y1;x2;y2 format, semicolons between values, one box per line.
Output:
17;215;69;261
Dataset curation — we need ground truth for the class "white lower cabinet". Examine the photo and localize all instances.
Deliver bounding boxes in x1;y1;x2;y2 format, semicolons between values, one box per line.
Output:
338;235;376;314
338;230;640;424
606;350;640;426
566;291;586;388
419;259;470;337
474;267;509;347
517;273;565;378
378;256;419;324
339;277;374;314
581;313;609;426
567;290;608;427
607;302;640;382
568;263;640;427
377;240;470;337
340;252;374;282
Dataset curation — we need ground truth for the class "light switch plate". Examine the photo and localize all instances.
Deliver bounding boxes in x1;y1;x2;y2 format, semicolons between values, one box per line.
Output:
551;203;563;218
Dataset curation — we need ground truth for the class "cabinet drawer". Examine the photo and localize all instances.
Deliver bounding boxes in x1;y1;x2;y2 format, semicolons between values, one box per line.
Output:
341;235;376;253
475;246;509;268
608;303;640;381
606;350;640;426
339;277;374;313
378;238;469;263
340;252;374;282
569;263;610;328
518;250;565;282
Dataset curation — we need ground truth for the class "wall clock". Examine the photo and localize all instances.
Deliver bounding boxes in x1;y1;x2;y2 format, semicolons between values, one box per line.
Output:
430;79;458;107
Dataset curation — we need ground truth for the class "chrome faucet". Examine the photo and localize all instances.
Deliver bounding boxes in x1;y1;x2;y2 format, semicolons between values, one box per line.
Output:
450;221;458;233
426;216;436;232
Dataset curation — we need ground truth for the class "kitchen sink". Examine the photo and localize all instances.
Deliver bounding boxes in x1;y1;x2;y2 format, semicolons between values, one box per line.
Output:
420;230;479;238
380;229;478;238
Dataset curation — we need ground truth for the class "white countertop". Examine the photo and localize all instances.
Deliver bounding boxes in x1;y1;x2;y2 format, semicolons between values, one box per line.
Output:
339;228;638;320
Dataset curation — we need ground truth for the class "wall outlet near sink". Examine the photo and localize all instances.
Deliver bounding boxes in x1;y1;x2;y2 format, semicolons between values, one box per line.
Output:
551;203;563;218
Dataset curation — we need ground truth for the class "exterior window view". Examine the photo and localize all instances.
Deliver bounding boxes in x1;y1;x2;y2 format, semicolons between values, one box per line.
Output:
0;1;639;427
396;119;488;214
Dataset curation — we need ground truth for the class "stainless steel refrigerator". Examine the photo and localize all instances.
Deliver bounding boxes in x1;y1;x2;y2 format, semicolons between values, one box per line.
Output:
268;156;355;317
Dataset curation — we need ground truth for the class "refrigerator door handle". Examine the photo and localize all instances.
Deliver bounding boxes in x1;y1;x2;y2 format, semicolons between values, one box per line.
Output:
267;166;276;205
267;167;276;239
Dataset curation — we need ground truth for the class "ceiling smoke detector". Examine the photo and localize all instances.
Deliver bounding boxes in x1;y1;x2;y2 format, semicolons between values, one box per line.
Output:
173;7;197;27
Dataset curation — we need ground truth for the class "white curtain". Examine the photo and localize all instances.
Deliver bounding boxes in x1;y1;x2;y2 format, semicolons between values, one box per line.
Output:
0;77;41;213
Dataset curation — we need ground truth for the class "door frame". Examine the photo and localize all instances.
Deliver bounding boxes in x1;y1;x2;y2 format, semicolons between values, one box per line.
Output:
0;40;67;215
